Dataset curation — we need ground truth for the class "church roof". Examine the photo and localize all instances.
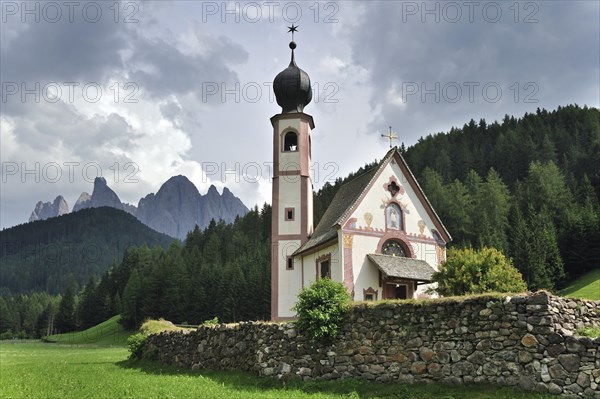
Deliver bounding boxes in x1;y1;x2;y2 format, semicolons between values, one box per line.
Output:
367;254;436;282
293;166;378;255
293;147;451;256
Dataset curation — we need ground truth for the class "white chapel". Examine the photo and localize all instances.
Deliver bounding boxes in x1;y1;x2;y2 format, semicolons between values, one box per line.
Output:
270;30;451;321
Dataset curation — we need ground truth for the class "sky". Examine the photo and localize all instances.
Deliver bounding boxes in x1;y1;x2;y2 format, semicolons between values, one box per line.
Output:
1;0;599;229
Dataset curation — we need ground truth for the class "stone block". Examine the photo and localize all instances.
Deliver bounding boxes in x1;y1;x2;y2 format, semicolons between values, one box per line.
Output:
521;333;538;348
558;353;580;372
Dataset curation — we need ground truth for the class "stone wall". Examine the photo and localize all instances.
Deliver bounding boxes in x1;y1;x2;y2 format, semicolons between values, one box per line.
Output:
145;292;600;397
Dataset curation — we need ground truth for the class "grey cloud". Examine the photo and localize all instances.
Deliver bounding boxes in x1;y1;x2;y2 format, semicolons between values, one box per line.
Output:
1;2;127;84
127;30;248;101
347;1;599;137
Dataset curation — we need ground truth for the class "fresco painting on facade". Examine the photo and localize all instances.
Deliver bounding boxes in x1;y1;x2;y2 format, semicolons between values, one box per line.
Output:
363;212;373;228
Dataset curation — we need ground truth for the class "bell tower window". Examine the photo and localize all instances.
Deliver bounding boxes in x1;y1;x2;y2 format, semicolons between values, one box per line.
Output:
284;131;298;151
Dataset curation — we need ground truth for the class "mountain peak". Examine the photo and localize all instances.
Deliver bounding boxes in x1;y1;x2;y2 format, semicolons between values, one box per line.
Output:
72;177;123;212
207;185;219;196
94;176;108;186
28;195;69;222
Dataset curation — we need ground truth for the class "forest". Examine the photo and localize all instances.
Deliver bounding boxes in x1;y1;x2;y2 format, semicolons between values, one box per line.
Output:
0;207;174;295
1;104;598;338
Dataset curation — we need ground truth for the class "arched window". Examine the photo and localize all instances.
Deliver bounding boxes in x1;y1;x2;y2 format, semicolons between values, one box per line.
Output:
381;239;408;257
283;132;298;151
385;203;403;230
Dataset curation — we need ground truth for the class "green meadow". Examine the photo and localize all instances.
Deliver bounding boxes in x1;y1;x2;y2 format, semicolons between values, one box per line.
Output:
1;340;553;399
43;315;132;346
559;269;600;300
6;284;599;399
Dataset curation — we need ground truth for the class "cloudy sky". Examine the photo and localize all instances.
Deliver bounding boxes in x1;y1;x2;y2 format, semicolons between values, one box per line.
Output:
1;0;598;229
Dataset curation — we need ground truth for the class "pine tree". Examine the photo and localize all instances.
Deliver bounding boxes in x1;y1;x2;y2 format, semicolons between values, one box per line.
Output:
55;276;77;333
122;269;143;328
512;208;565;291
474;169;510;253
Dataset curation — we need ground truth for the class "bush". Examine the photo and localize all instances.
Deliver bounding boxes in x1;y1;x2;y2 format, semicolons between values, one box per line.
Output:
432;247;527;296
139;318;183;335
127;333;148;359
293;278;351;340
203;316;219;326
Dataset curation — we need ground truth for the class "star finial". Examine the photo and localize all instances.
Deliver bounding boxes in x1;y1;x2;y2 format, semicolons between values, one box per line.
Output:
287;24;298;41
381;126;399;148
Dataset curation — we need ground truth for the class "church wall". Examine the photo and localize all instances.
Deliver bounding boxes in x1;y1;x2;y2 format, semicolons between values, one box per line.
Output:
146;292;600;398
277;182;301;236
347;160;444;252
351;234;382;300
276;239;303;318
342;159;446;300
300;242;342;287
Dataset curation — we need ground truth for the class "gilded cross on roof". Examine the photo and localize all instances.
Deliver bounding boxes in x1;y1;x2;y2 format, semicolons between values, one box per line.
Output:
381;126;398;148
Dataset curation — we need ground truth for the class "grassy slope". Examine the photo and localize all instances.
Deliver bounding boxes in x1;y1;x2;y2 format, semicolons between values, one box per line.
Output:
559;269;600;300
0;342;553;399
44;315;134;346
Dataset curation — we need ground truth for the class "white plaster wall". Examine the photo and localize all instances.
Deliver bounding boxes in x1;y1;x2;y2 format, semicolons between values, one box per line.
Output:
278;182;301;235
301;242;342;286
306;178;314;235
343;158;446;301
349;161;442;242
351;234;381;300
278;239;303;318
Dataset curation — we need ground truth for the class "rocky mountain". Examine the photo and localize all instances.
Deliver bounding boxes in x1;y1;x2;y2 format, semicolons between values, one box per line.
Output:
122;203;138;216
27;175;248;240
73;192;92;210
28;195;69;222
199;185;249;227
136;175;248;240
72;177;124;212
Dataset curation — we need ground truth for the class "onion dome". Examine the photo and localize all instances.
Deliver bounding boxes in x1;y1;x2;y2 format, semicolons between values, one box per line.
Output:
273;34;312;113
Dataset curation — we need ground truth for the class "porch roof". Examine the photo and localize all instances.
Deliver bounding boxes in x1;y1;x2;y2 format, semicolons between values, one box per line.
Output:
367;254;436;282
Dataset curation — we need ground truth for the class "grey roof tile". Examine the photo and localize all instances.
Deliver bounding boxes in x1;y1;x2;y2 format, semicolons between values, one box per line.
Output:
367;253;436;281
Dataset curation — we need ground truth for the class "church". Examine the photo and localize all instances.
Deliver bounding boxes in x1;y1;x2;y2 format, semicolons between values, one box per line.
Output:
270;29;451;321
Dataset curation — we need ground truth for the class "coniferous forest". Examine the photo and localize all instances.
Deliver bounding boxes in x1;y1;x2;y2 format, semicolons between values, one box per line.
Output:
1;104;598;337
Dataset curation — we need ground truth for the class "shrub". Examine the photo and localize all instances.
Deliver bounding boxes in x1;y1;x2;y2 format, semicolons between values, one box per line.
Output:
139;318;183;335
203;316;219;326
127;333;148;359
293;278;351;340
432;247;527;296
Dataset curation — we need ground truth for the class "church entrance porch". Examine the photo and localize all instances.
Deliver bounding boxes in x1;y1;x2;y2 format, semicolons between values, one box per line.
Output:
367;254;437;300
383;280;415;300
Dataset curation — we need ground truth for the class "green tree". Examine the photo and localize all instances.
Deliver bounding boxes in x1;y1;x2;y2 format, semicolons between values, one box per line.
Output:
54;276;77;333
432;247;527;296
293;278;351;340
122;269;143;328
75;276;98;329
474;169;510;253
444;179;473;245
511;209;565;291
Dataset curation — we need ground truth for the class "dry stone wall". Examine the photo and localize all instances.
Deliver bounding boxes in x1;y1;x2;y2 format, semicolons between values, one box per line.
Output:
145;292;599;397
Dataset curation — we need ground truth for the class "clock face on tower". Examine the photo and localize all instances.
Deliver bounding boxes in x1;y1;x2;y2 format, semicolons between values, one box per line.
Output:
382;240;407;257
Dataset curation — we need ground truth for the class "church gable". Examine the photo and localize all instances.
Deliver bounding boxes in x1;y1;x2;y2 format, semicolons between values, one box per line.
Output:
340;149;450;246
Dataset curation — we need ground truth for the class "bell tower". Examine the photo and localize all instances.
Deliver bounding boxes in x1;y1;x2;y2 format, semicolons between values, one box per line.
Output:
271;25;314;320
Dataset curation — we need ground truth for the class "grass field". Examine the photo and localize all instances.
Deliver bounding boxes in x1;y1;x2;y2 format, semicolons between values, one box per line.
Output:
0;341;554;399
43;315;133;346
559;269;600;300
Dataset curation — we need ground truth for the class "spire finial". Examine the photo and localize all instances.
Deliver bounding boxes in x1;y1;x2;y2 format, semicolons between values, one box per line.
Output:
381;126;399;148
287;24;298;41
287;24;298;64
